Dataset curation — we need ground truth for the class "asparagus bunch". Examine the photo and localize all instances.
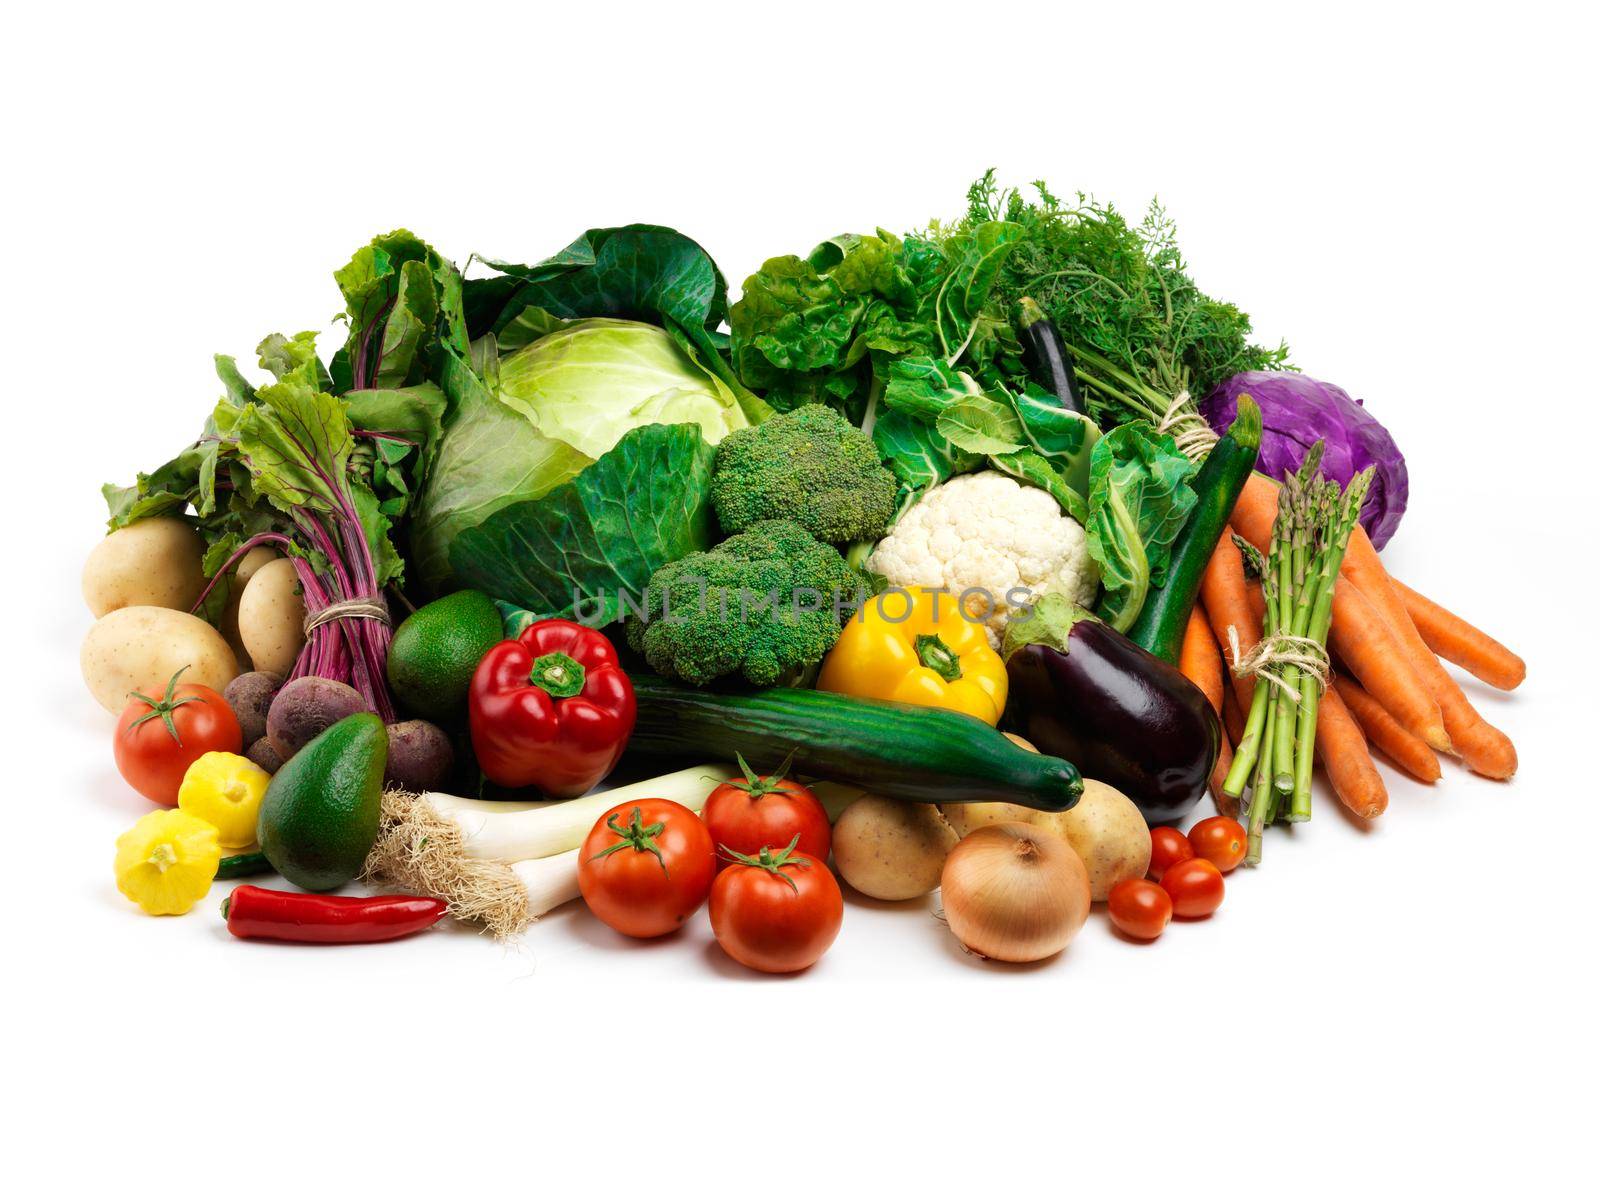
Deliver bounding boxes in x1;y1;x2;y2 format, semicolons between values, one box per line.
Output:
1224;446;1374;863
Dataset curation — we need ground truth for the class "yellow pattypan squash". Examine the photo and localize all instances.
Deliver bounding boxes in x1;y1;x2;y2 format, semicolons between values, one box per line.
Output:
177;752;270;849
114;809;221;916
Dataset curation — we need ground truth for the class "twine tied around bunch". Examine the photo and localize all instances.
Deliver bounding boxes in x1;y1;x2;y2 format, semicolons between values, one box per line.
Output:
1226;625;1330;706
1155;390;1220;462
303;594;391;637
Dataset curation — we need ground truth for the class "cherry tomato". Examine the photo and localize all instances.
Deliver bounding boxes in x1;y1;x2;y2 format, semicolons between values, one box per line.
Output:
702;757;831;869
578;799;715;938
114;666;243;806
1188;816;1247;873
1148;826;1194;880
1160;857;1225;918
710;840;843;974
1107;878;1173;940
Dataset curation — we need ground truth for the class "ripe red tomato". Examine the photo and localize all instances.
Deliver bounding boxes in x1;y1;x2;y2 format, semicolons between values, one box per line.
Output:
578;799;716;938
1148;826;1194;880
710;840;843;974
1107;879;1172;940
702;758;831;869
114;667;243;806
1161;857;1225;918
1188;816;1247;873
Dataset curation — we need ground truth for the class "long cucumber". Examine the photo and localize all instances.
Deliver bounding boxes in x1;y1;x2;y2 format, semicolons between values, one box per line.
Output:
628;677;1081;811
1127;398;1262;663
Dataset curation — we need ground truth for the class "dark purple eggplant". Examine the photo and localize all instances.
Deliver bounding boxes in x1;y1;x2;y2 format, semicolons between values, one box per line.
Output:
1017;297;1085;414
1001;596;1219;826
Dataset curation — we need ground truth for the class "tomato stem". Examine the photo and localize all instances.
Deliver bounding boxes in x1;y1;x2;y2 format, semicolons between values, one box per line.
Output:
718;834;807;892
728;750;799;799
123;664;205;746
589;806;672;875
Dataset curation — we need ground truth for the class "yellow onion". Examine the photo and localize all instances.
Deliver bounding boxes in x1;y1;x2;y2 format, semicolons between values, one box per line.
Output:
940;824;1090;963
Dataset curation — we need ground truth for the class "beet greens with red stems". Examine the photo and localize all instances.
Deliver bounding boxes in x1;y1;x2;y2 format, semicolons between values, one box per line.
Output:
102;231;459;719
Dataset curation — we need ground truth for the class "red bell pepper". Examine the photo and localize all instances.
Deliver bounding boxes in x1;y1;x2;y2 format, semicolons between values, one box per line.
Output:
468;619;636;796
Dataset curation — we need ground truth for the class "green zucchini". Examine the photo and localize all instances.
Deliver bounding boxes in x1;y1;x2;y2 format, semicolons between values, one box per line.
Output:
1127;397;1262;664
628;677;1082;811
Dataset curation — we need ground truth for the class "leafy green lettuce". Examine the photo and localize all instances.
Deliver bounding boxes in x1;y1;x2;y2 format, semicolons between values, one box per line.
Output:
1084;423;1199;632
729;224;1023;423
874;356;1099;520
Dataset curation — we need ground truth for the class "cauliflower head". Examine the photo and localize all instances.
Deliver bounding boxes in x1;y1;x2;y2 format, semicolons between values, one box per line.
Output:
867;471;1097;644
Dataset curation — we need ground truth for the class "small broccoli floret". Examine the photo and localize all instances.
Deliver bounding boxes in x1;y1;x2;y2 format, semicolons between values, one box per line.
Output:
710;404;899;544
625;519;868;687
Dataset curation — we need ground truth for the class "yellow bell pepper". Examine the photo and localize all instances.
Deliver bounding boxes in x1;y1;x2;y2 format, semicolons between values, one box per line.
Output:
177;752;270;848
818;587;1008;725
114;810;221;916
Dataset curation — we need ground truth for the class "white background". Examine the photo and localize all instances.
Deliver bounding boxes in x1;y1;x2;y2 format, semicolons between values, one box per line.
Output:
7;2;1595;1194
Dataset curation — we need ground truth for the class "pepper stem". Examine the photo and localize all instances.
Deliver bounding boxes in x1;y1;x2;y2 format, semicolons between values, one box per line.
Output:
914;634;964;682
528;651;586;699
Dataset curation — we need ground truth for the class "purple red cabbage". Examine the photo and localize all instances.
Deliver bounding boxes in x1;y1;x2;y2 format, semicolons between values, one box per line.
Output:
1200;372;1408;549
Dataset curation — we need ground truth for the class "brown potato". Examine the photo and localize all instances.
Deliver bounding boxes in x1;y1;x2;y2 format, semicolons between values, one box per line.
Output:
238;558;306;676
80;606;238;713
1034;779;1151;901
81;517;206;617
832;793;957;901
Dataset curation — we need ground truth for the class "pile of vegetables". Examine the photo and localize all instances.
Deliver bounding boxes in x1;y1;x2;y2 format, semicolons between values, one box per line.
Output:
83;176;1524;970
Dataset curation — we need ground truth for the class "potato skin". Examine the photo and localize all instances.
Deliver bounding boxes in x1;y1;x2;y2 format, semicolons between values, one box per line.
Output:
238;558;306;676
221;546;279;664
938;801;1039;840
832;794;957;901
81;518;207;618
1036;779;1151;902
80;606;239;713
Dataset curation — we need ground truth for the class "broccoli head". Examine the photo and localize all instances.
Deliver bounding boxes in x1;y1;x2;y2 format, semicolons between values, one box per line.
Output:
710;403;898;544
625;519;867;687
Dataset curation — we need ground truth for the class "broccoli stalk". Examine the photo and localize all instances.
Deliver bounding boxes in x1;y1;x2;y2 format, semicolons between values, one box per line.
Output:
710;404;899;545
625;519;868;688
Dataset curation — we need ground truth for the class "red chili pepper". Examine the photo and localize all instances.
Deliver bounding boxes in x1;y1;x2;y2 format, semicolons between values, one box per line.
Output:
222;886;446;944
468;619;636;796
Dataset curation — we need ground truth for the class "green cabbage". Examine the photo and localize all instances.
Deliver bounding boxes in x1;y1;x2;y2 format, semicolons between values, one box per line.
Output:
407;327;733;608
408;224;768;616
495;318;747;459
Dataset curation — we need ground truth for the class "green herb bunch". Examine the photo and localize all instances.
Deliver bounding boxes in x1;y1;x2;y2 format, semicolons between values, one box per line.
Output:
937;172;1291;457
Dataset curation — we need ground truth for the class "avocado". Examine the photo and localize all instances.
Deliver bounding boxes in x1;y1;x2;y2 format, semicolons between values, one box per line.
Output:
387;590;505;721
257;712;387;892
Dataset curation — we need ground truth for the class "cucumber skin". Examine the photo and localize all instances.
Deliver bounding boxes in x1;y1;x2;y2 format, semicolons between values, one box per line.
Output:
1128;428;1260;665
629;678;1081;812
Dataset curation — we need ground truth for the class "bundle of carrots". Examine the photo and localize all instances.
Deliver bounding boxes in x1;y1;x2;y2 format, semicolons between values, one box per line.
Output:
1179;469;1523;835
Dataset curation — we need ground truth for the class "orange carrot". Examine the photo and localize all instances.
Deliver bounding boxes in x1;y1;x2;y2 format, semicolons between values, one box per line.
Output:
1314;686;1389;820
1180;604;1225;717
1210;731;1235;812
1199;528;1259;711
1232;474;1517;780
1327;580;1449;752
1333;675;1442;784
1222;679;1245;748
1392;577;1526;691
